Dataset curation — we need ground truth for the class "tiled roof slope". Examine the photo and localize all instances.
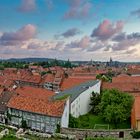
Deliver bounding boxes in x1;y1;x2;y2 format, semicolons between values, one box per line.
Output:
7;86;66;117
54;80;99;103
61;76;96;90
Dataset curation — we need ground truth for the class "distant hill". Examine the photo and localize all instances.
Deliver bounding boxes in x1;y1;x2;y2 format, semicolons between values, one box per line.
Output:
1;57;139;65
2;58;55;62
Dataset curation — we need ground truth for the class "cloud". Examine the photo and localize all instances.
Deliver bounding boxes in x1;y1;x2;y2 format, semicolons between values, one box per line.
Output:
112;32;126;42
18;0;36;12
0;24;36;46
66;36;91;49
87;41;107;52
63;0;92;20
124;49;137;54
111;32;140;51
131;8;140;18
91;19;124;40
60;28;81;38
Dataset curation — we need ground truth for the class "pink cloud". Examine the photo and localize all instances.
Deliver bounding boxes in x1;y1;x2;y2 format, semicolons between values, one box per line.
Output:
18;0;36;12
91;19;124;40
0;24;36;46
63;0;92;20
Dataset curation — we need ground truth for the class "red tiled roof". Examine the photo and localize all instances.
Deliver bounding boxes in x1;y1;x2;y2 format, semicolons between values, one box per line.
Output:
102;82;140;92
61;76;96;90
7;86;66;117
112;75;140;83
42;74;55;83
0;76;14;87
127;69;140;75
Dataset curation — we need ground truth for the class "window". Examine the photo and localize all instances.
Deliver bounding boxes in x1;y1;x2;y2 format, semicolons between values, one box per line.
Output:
76;100;78;104
46;116;50;122
72;104;75;109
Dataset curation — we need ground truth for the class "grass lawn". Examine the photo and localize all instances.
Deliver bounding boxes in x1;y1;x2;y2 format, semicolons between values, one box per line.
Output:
77;113;131;129
85;138;117;140
1;135;22;140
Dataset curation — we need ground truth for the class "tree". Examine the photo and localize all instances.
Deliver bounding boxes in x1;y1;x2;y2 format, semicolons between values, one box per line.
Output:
96;74;102;79
21;119;27;129
69;114;79;128
90;92;101;114
99;89;134;128
56;123;60;133
41;71;47;76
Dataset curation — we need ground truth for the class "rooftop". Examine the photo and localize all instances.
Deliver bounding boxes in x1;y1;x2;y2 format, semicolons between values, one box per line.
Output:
54;80;99;103
7;86;67;117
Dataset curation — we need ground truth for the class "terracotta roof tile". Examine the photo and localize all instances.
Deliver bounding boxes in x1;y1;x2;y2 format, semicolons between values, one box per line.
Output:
7;86;66;117
61;76;96;90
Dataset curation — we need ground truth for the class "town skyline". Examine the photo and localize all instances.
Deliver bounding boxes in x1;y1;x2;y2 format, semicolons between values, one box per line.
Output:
0;0;140;61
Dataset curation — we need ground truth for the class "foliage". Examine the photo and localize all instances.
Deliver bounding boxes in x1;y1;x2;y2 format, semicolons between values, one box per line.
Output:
0;61;29;69
55;95;69;100
41;71;47;76
1;135;23;140
96;74;102;79
96;74;111;82
21;119;27;129
85;137;117;140
0;59;76;69
0;65;4;70
99;89;134;128
69;114;79;128
69;113;130;129
6;111;11;121
56;123;60;133
131;131;140;138
90;92;101;114
47;70;52;74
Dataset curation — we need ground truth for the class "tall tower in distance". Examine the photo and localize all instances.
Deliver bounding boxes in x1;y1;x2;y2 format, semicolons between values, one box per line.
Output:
110;57;113;63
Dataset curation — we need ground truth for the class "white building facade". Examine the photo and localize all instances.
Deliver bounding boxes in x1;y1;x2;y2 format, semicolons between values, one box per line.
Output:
54;80;101;118
70;81;101;118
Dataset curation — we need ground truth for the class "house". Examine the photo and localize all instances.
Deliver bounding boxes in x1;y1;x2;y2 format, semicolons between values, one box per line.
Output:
42;71;64;91
127;68;140;76
54;80;101;118
42;74;55;90
60;76;96;91
7;86;69;133
0;89;14;123
102;75;140;96
131;96;140;130
16;74;42;88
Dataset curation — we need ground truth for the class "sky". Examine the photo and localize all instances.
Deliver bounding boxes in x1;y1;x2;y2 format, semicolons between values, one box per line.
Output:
0;0;140;61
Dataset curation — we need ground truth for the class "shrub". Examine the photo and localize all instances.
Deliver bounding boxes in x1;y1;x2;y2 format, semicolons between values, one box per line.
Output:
131;131;140;138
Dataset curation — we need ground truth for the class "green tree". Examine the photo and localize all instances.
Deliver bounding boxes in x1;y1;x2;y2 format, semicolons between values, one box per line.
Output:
96;74;102;79
56;123;60;133
0;65;4;70
41;71;47;76
69;114;79;128
99;89;134;128
90;92;101;114
21;119;27;129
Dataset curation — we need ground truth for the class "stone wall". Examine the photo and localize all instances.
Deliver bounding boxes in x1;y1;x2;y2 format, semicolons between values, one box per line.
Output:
61;128;132;139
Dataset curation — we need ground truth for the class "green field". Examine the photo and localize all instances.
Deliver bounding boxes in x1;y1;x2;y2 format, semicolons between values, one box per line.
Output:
76;113;131;129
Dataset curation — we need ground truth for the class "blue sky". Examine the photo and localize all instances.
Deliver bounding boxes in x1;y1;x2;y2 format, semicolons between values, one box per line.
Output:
0;0;140;61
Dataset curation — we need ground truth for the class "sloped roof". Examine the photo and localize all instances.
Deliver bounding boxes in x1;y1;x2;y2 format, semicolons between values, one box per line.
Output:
7;86;66;117
61;76;96;90
54;80;99;103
